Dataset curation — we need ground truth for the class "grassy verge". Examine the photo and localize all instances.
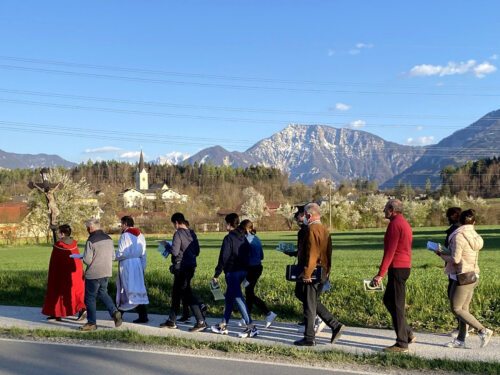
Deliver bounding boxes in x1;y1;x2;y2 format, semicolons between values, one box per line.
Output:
1;327;498;374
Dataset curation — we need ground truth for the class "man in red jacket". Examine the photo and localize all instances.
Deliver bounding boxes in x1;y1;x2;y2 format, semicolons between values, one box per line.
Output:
372;199;415;353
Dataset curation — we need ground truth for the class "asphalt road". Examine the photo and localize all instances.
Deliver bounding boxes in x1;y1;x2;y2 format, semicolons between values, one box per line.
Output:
0;339;374;375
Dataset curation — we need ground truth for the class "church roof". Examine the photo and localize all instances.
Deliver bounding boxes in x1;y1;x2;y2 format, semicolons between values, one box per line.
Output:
138;150;145;172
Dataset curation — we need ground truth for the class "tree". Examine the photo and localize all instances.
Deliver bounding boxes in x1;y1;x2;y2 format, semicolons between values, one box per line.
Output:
240;187;266;222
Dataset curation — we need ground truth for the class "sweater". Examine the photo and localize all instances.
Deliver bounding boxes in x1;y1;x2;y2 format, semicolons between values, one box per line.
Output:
246;234;264;267
213;229;250;278
377;214;412;278
83;230;115;280
441;225;483;275
171;228;200;269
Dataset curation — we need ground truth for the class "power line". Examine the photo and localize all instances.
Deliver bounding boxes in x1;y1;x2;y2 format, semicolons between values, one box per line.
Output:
1;63;500;97
2;87;500;123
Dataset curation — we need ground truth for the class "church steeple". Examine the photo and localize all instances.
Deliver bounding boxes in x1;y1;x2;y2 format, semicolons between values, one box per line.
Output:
138;150;145;172
135;150;148;190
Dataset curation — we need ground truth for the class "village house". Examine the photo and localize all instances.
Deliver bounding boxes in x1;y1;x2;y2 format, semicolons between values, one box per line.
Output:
122;151;188;208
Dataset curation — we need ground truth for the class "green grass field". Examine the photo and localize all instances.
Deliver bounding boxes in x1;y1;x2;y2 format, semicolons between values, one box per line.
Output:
1;226;498;333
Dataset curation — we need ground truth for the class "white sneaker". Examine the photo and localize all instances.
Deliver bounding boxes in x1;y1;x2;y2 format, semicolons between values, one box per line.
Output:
445;339;465;348
238;325;259;338
479;328;493;348
315;319;327;334
237;318;246;327
265;312;277;328
211;323;228;335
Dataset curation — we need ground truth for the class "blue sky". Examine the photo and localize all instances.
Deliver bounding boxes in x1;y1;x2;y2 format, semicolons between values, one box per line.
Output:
0;1;498;163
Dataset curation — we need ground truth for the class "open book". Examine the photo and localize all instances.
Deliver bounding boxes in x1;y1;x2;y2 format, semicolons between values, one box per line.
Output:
276;242;296;253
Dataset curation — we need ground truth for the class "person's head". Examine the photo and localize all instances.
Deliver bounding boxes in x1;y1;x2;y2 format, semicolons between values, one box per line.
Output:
459;209;476;225
304;202;321;223
239;219;256;235
446;207;462;225
383;199;403;219
171;212;188;229
120;216;134;232
294;208;306;226
57;224;72;239
85;218;100;234
225;213;240;231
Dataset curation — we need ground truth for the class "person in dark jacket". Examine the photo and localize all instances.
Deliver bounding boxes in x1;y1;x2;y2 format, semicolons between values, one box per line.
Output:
159;213;207;332
240;219;277;328
211;213;259;338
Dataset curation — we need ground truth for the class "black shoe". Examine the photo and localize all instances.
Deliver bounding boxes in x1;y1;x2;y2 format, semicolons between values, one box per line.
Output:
189;321;208;332
112;311;123;328
177;315;191;323
159;319;177;329
331;323;345;344
293;338;316;346
133;317;149;324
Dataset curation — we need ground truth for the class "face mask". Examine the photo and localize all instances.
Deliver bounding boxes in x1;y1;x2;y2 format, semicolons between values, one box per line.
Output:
302;216;308;225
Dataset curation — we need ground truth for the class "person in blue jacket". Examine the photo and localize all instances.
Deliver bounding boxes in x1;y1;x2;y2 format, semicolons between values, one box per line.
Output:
211;213;259;338
239;219;277;328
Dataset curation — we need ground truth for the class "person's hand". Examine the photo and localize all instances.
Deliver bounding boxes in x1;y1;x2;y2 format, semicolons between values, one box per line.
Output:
372;275;383;286
303;277;313;284
212;277;218;284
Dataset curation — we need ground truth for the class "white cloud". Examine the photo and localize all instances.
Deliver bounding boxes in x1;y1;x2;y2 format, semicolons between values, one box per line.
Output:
416;126;424;131
355;43;374;49
409;59;496;78
349;120;366;128
120;151;142;159
84;146;122;153
473;62;497;78
327;49;335;57
406;136;435;145
335;102;351;111
490;54;498;60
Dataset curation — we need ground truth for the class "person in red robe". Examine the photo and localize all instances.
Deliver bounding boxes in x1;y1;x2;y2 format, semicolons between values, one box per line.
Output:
42;224;86;320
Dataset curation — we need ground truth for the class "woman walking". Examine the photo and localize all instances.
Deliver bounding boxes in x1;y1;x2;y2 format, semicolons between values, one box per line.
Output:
211;213;259;338
239;219;277;328
438;209;493;348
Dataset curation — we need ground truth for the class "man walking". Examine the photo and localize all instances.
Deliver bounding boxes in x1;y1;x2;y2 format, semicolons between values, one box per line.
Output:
81;218;122;331
372;199;414;352
116;216;149;323
294;203;344;346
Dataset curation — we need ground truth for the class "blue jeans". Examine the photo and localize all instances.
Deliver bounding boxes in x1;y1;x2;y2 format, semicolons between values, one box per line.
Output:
85;277;117;324
223;271;251;325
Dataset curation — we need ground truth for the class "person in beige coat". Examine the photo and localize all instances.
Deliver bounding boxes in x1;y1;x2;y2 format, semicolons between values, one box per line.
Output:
438;209;493;348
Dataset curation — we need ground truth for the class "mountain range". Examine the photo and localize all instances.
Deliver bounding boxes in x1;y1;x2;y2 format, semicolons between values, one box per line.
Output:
1;110;498;187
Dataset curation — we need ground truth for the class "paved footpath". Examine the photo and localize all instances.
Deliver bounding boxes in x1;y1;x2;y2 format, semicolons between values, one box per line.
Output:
0;305;498;363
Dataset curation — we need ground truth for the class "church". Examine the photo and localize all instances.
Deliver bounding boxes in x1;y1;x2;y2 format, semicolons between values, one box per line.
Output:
122;151;188;208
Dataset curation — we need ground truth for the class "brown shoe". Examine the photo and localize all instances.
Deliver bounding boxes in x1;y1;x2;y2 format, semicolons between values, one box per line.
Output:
79;323;97;332
383;344;409;353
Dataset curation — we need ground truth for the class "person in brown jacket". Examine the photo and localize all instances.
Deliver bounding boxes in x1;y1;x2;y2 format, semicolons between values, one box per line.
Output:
293;203;344;346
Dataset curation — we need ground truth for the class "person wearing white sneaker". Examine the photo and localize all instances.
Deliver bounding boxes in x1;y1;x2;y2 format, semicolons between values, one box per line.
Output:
239;220;278;329
445;338;466;348
438;210;492;349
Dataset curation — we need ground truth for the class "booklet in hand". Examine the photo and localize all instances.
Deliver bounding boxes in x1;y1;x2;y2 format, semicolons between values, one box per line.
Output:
210;280;225;301
157;240;172;259
69;253;83;259
363;279;384;292
276;242;296;253
426;241;451;255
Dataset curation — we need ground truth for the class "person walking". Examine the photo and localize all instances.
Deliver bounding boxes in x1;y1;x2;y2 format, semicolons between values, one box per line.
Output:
159;213;207;332
239;219;277;328
371;199;415;353
438;209;493;348
116;216;149;323
42;224;86;321
81;218;122;331
211;213;258;338
294;203;344;347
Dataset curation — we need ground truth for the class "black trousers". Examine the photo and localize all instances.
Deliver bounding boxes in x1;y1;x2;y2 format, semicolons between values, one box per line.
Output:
295;281;341;342
135;304;148;320
245;264;270;316
383;268;413;348
169;267;204;323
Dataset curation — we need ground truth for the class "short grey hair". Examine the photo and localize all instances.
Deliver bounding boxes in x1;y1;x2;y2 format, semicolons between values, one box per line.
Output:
304;202;321;217
85;218;101;229
386;199;403;213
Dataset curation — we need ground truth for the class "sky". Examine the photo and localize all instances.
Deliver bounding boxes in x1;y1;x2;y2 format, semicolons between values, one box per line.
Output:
0;1;499;164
